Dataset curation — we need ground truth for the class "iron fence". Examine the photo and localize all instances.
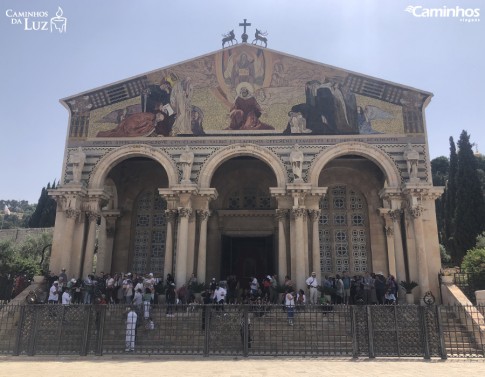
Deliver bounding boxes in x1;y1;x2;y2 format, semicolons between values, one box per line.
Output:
0;303;483;358
454;272;485;304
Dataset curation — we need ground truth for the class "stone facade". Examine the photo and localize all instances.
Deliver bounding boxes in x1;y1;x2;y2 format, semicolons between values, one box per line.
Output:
49;44;443;303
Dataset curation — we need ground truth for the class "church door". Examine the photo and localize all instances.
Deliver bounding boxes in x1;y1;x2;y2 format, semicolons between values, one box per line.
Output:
221;236;274;281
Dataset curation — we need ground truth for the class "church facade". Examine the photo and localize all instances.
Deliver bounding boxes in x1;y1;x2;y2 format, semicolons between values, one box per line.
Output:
49;42;443;302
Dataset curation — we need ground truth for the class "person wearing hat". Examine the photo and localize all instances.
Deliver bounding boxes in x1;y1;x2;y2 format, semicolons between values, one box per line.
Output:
48;281;59;304
59;268;67;284
306;272;319;305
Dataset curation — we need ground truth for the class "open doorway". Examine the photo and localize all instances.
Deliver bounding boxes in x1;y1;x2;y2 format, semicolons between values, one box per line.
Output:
220;236;274;283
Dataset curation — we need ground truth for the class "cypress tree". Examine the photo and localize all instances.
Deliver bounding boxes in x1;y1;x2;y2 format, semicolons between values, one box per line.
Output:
431;156;449;244
453;131;485;263
444;137;458;260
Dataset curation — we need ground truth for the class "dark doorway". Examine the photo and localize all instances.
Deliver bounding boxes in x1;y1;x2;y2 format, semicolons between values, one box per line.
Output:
221;236;274;282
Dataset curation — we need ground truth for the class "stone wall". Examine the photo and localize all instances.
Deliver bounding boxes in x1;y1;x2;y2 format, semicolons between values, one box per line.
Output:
0;228;53;243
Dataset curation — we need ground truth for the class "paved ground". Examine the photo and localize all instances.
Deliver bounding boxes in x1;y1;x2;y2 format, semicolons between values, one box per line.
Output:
1;356;484;377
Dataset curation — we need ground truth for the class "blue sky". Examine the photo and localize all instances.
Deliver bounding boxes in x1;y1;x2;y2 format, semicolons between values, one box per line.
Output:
0;0;483;203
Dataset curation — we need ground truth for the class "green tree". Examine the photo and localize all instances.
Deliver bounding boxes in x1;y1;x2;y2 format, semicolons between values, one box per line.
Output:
461;248;485;272
443;137;458;259
453;131;485;263
431;156;449;244
28;181;57;228
0;233;52;278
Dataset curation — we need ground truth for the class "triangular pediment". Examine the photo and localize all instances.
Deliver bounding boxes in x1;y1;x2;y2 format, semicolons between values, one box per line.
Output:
63;44;431;138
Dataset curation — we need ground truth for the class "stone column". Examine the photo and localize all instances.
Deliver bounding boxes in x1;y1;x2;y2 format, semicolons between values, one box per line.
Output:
63;209;81;276
308;209;321;284
409;205;429;300
163;210;177;279
292;208;307;291
379;209;397;278
275;209;289;285
175;207;192;288
98;211;119;274
82;211;99;277
389;209;406;286
196;210;210;284
186;211;196;278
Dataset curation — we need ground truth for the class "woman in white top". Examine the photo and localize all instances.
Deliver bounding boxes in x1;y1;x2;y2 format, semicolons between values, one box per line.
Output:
285;291;295;326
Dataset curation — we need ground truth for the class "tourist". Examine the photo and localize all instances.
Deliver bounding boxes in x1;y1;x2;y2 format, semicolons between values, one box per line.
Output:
306;272;319;305
296;289;306;309
335;274;344;304
166;282;176;317
48;281;59;304
143;288;152;319
285;289;295;326
384;288;396;305
61;288;72;305
144;273;156;302
125;306;137;352
342;271;351;304
122;273;134;304
270;274;279;304
83;274;94;304
250;276;259;297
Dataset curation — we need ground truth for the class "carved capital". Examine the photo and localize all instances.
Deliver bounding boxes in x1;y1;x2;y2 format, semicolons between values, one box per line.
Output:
86;211;100;223
308;209;321;222
65;208;81;220
388;209;402;222
179;207;193;218
275;209;289;221
196;209;210;222
291;208;307;219
408;206;423;219
106;226;115;237
165;209;178;222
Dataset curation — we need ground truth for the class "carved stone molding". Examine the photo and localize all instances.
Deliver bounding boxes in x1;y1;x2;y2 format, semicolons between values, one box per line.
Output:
86;211;100;223
178;207;193;218
275;209;289;221
165;209;178;222
65;208;81;220
196;209;211;222
385;226;394;237
291;207;307;219
388;209;402;222
408;206;423;219
308;209;321;222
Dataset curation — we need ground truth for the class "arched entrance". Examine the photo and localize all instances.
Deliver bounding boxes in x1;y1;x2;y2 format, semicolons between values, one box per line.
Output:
316;154;388;276
206;156;278;282
98;156;171;274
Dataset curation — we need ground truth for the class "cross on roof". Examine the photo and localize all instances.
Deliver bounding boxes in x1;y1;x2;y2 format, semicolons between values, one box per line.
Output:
239;18;251;42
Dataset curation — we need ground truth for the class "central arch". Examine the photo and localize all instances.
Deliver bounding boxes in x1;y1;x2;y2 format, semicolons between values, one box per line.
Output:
198;143;287;189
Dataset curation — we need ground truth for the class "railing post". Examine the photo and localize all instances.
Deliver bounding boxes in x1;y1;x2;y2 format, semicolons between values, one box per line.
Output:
350;306;359;358
243;305;249;357
366;306;375;358
435;305;448;359
80;305;92;356
95;305;106;356
28;306;41;356
419;306;431;359
12;304;25;356
203;304;210;357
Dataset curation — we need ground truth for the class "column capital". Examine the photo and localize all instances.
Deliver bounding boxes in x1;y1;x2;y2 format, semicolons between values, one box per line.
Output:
291;207;307;219
275;208;289;221
86;211;100;223
196;209;211;221
165;209;178;222
388;209;402;222
65;208;81;220
308;209;321;222
178;207;193;218
408;205;424;219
